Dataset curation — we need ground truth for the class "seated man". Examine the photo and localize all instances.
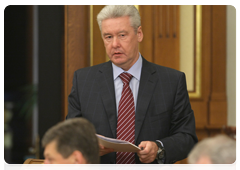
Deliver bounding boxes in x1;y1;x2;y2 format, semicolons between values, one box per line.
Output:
188;134;236;164
42;118;99;164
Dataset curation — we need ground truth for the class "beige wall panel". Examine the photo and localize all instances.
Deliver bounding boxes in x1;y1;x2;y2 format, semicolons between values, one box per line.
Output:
180;5;194;92
226;5;236;126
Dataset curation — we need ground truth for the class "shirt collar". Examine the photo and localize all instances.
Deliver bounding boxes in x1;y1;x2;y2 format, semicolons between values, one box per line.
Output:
112;53;142;80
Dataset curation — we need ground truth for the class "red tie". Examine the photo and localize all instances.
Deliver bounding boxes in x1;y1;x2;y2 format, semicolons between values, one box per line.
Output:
116;72;135;164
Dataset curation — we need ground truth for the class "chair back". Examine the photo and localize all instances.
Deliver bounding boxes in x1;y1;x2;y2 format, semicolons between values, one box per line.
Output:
20;159;44;170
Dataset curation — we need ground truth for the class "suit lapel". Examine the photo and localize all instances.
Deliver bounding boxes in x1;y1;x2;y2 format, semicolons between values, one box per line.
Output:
135;57;158;141
98;61;117;138
97;58;158;140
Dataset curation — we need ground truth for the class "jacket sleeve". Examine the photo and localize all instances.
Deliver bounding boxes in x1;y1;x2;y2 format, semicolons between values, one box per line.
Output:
161;72;198;164
66;71;82;119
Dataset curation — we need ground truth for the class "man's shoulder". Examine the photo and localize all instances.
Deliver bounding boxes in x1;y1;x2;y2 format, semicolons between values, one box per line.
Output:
74;61;111;74
156;64;182;74
144;59;183;75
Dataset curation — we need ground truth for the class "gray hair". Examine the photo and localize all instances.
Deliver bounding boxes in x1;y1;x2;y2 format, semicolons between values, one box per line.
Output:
97;5;141;33
188;134;236;164
42;118;99;164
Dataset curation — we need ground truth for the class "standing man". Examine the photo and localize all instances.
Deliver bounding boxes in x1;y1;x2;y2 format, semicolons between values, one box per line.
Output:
67;5;198;164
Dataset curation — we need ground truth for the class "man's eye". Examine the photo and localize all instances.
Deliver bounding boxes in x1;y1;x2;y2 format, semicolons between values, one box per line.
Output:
119;34;126;39
105;36;112;39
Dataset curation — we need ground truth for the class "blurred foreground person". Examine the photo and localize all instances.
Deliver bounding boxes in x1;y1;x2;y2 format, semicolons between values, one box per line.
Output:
42;118;99;164
188;134;236;164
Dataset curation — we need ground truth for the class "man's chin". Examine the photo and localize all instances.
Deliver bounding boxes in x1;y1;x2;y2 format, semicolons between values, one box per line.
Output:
111;56;123;61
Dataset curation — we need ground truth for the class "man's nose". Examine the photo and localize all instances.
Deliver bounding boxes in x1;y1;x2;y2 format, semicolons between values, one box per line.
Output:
112;37;120;48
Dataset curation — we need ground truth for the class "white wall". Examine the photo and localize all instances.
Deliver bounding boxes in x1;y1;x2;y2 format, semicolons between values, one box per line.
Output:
226;5;236;126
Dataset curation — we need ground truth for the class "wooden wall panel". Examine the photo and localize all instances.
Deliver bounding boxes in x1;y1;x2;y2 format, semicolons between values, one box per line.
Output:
91;5;106;66
210;101;227;125
191;101;208;128
153;5;180;70
209;5;227;126
139;5;154;62
211;6;227;94
198;5;212;101
63;5;90;119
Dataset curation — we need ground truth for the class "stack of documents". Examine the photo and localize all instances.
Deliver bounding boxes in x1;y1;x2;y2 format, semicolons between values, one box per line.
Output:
96;134;141;152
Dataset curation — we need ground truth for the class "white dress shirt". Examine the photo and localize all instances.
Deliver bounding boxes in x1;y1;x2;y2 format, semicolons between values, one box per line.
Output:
112;53;142;115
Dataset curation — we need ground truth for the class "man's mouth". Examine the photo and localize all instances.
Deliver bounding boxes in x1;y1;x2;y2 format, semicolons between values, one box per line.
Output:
114;52;122;55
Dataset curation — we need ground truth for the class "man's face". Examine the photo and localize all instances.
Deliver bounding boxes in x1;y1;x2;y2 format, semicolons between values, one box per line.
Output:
101;16;143;71
192;157;215;170
42;141;72;170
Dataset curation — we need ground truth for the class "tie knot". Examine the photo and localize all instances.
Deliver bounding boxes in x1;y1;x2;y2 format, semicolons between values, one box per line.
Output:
119;72;133;84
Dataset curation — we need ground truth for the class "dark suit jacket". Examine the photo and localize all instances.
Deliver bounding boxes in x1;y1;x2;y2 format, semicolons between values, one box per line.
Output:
67;57;198;164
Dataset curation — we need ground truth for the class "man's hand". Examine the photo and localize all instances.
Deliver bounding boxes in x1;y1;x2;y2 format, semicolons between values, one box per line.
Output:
137;141;158;163
99;144;114;156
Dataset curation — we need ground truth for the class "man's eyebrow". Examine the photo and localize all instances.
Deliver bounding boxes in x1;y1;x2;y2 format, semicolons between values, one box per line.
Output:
103;30;128;36
118;30;127;34
103;33;112;37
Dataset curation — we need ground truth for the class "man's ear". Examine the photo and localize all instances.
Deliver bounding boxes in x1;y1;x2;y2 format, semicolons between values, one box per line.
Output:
71;150;87;164
137;26;143;42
